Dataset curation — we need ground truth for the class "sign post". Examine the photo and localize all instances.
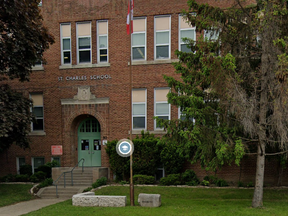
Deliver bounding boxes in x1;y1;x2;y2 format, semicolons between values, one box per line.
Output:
116;139;134;205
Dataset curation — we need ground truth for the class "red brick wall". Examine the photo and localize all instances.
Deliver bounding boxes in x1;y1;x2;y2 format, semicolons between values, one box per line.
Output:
2;0;286;186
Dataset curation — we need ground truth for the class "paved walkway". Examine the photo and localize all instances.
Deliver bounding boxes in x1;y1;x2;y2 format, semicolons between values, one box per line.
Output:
0;198;68;216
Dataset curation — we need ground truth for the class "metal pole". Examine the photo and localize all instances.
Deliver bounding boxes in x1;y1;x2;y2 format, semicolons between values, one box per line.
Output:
128;0;134;206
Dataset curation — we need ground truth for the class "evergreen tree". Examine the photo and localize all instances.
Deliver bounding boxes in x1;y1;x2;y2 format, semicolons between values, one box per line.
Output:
158;0;288;207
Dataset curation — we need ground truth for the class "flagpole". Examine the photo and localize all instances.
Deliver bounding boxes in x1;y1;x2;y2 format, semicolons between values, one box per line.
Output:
128;0;134;207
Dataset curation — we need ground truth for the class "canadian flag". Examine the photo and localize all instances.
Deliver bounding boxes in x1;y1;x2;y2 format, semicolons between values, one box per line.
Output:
126;0;134;35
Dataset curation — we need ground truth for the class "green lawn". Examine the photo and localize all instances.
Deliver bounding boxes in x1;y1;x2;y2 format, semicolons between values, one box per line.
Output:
0;184;35;207
23;186;288;216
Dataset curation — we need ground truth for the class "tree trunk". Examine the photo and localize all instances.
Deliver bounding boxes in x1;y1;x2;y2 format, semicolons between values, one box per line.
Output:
252;141;265;207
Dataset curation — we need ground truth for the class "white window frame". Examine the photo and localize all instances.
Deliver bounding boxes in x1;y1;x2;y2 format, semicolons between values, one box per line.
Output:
132;89;147;130
154;88;170;130
32;157;45;174
30;93;44;132
132;17;146;61
154;15;171;60
97;20;109;63
76;22;92;64
60;23;72;65
179;15;196;52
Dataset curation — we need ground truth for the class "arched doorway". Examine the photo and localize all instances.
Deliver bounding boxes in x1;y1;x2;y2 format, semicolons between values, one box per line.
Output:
78;117;101;166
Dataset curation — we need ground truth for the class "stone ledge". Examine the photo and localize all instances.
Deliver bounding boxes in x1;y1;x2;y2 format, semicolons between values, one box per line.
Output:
72;192;126;207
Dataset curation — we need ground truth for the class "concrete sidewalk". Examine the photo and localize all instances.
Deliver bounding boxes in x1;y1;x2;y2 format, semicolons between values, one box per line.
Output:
0;198;69;216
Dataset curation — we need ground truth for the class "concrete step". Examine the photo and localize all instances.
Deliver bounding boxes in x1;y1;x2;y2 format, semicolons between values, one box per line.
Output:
37;186;87;199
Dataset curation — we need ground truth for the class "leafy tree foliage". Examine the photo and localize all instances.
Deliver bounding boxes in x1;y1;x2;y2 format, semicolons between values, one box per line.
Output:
0;0;54;81
158;0;288;208
0;0;54;151
0;85;33;152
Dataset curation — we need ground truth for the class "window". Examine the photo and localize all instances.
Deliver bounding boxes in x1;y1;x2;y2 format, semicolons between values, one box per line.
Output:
77;22;91;64
132;17;146;60
132;89;146;130
204;29;219;41
32;157;45;174
30;93;44;131
16;157;26;174
179;15;196;53
60;23;71;65
52;157;61;166
155;16;171;59
154;88;170;129
97;20;108;63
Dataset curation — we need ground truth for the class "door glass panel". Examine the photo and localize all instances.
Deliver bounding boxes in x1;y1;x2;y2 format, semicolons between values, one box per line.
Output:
94;140;101;150
85;120;91;132
81;139;89;150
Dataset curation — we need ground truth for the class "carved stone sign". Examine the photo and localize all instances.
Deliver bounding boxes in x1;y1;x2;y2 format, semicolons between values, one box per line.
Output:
74;86;96;101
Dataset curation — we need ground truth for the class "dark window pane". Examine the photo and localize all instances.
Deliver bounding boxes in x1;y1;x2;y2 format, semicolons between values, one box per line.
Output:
81;140;89;150
156;116;168;128
100;49;107;62
181;44;192;53
133;47;145;60
79;51;91;63
33;119;44;131
33;107;43;117
64;51;71;64
133;117;145;129
63;39;70;50
79;37;90;49
156;46;169;59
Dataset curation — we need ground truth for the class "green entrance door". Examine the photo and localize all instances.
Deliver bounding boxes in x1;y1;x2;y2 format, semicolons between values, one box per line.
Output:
78;118;101;166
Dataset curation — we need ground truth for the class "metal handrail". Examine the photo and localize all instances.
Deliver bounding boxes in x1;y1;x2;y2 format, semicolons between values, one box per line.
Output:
53;158;85;198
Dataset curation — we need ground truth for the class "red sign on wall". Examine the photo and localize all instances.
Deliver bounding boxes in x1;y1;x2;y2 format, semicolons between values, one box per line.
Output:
51;145;63;155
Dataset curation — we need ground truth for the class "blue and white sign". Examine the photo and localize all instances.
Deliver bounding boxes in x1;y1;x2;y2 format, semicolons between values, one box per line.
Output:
116;139;134;157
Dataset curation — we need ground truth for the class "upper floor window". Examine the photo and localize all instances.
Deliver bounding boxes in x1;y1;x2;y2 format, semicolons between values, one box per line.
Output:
30;93;44;131
132;17;146;61
132;89;147;130
204;29;219;41
154;16;171;60
77;22;91;64
179;15;196;53
154;88;170;129
60;23;71;65
97;20;108;63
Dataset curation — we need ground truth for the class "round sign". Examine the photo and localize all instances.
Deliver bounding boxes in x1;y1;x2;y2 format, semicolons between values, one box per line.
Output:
116;139;134;157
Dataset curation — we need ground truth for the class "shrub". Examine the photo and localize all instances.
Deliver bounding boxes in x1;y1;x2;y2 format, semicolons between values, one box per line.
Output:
120;180;128;185
0;174;16;182
203;175;218;184
186;180;199;186
37;178;53;188
15;174;30;182
238;181;244;187
19;164;32;176
215;179;228;187
35;165;51;178
30;171;47;183
247;181;254;187
92;177;107;188
157;139;186;175
83;187;92;192
160;174;181;186
30;174;39;183
106;132;162;180
201;180;209;186
182;170;199;185
133;175;155;184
